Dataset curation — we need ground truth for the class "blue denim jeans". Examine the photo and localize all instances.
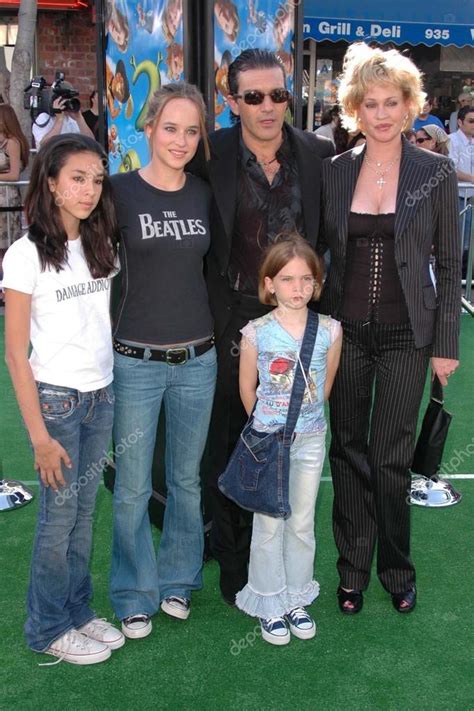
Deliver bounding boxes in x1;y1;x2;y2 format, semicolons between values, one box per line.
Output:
25;382;114;652
236;432;326;620
110;347;217;619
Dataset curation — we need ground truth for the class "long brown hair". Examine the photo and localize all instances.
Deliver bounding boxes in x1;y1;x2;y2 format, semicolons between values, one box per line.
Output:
25;134;119;277
0;104;30;168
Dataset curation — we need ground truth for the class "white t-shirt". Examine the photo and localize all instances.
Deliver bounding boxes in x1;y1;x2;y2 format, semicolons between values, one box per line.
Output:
32;113;81;148
2;234;115;391
448;129;474;198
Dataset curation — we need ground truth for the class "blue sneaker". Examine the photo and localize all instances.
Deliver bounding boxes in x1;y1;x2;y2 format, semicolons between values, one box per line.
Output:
259;617;290;646
285;607;316;640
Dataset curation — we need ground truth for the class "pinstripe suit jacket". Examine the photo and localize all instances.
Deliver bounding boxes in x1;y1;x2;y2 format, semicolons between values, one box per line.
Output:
318;138;461;359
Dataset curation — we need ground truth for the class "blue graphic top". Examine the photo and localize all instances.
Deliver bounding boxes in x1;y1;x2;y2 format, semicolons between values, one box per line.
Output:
241;311;341;434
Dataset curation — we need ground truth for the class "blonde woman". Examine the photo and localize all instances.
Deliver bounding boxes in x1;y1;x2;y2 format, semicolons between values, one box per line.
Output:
318;43;461;615
110;83;216;638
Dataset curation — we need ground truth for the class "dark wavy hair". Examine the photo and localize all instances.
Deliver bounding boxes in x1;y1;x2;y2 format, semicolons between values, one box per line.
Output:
24;134;119;278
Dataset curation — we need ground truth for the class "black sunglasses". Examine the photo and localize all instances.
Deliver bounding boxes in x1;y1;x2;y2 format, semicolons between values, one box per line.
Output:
232;89;290;105
416;136;431;144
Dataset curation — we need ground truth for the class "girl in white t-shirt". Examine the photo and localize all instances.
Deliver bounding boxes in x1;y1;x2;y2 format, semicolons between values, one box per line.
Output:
3;134;123;665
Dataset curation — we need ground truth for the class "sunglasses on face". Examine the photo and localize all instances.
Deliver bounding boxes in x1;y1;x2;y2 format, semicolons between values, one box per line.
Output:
416;136;432;144
232;89;290;105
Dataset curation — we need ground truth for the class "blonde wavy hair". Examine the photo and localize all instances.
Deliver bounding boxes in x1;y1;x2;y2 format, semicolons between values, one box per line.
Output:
338;43;425;133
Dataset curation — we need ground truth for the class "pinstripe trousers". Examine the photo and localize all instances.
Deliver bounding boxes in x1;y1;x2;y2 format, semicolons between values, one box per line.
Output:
328;320;431;594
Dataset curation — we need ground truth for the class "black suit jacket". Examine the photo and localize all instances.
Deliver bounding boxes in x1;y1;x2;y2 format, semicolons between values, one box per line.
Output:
189;123;334;336
318;138;461;359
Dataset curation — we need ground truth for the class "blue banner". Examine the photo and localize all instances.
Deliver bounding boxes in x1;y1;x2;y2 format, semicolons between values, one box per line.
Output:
303;16;473;48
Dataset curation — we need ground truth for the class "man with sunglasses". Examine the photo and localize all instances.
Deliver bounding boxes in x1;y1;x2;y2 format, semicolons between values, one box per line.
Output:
190;48;334;607
449;104;474;271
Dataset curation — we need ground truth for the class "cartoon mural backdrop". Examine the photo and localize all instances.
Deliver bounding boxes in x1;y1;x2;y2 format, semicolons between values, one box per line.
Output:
105;0;185;175
213;0;296;129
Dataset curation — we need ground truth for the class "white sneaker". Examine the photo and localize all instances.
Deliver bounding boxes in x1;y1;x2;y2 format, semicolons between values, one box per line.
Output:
121;614;152;639
160;596;190;620
41;629;111;666
285;607;317;640
78;618;125;650
259;617;290;646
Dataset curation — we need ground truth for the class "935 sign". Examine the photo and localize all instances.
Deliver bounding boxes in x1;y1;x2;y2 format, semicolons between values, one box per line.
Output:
425;28;450;40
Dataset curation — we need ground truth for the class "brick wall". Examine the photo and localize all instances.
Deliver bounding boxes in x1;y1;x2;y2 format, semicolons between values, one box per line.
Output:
37;7;98;109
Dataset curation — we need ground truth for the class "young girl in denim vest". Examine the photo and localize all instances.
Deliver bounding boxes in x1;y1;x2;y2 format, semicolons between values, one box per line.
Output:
236;234;342;645
3;135;123;664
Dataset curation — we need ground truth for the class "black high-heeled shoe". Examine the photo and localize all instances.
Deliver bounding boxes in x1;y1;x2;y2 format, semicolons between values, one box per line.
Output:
337;586;363;615
391;586;416;614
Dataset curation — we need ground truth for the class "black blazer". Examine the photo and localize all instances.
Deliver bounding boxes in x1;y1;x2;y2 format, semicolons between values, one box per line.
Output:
189;123;334;336
318;138;461;359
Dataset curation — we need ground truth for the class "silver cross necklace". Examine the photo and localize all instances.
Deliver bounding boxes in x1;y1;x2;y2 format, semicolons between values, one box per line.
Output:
364;155;399;189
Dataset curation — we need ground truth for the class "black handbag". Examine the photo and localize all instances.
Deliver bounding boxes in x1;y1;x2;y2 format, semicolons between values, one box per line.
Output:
411;375;452;477
218;311;319;519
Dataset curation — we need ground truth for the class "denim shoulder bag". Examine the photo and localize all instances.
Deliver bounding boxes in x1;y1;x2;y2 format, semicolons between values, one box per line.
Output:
218;311;319;520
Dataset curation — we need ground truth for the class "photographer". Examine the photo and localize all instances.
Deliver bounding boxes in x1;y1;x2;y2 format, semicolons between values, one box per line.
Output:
32;88;94;148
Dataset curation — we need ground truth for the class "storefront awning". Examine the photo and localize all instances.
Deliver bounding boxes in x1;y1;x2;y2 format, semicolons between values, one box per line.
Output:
304;0;474;47
0;0;88;9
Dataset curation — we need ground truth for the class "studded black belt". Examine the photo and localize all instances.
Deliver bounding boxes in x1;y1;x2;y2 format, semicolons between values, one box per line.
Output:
113;337;214;365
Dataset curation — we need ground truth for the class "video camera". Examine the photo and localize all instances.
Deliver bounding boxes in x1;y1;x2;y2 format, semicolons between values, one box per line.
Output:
24;72;81;124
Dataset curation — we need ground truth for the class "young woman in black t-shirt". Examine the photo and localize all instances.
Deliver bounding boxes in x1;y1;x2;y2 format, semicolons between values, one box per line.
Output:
110;83;216;639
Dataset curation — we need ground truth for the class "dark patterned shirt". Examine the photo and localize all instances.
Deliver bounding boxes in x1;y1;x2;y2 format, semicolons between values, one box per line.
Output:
227;127;305;296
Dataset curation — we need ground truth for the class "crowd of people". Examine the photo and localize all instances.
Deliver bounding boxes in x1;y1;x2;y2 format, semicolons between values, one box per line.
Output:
1;42;465;665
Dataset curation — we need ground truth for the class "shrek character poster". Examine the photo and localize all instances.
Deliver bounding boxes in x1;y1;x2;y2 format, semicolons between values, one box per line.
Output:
213;0;295;129
105;0;185;174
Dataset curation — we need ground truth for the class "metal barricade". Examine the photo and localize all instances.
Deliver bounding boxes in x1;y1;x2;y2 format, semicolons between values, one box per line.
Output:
458;183;473;304
0;179;29;248
0;179;29;301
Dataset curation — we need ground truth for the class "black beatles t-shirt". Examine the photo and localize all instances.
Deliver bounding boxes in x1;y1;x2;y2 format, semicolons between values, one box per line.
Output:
111;170;213;345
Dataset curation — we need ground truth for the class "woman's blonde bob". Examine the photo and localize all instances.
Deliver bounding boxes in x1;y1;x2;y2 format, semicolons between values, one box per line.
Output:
258;233;324;306
144;82;210;161
338;42;425;133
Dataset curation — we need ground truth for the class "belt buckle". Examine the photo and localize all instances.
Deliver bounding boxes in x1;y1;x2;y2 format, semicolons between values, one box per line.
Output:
166;347;188;365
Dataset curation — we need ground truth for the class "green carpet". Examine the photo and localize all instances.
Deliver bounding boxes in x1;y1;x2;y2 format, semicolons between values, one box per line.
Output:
1;316;473;711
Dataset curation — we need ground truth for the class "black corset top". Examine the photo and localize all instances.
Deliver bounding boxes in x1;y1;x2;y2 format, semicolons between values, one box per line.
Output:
341;212;409;324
